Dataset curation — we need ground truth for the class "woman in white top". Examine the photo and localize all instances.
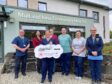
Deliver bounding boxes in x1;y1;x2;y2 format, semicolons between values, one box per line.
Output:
72;30;86;80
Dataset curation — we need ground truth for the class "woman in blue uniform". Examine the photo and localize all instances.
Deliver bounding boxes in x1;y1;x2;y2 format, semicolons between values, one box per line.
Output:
41;30;56;83
86;27;103;84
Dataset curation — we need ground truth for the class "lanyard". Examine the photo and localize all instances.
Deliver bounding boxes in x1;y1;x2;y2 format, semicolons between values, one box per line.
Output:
20;37;26;47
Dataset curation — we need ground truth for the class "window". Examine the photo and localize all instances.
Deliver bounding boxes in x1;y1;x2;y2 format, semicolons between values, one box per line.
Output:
79;9;87;17
93;11;99;22
18;0;28;8
38;2;47;11
0;0;6;5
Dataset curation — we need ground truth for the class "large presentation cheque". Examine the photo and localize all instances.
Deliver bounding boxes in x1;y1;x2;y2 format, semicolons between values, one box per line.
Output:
34;44;63;59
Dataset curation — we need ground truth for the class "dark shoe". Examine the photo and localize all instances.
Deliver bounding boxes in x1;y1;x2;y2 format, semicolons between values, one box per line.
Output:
91;80;95;84
15;75;18;79
96;80;101;84
22;73;26;76
37;69;41;74
52;72;55;75
62;72;65;75
41;79;45;83
48;79;52;82
92;80;98;84
65;73;69;76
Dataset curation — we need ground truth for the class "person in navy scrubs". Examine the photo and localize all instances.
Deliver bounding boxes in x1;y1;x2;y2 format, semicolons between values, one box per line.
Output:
41;30;56;83
86;27;103;84
12;29;30;79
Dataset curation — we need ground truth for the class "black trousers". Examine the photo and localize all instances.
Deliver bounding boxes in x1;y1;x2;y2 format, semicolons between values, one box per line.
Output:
37;59;42;73
15;55;27;75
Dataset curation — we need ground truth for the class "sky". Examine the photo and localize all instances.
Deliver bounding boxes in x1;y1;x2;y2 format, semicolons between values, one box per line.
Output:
85;0;112;30
85;0;112;7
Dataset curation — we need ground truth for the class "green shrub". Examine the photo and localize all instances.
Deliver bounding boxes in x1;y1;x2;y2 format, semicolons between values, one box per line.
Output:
103;42;112;55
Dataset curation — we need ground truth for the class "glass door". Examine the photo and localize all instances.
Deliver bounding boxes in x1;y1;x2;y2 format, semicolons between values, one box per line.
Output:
20;24;47;48
0;21;3;61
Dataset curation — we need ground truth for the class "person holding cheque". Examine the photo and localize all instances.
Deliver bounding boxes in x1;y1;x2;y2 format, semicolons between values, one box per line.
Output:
40;30;56;83
72;30;86;80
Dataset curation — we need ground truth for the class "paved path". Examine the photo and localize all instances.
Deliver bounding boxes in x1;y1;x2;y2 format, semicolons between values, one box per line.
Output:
0;64;108;84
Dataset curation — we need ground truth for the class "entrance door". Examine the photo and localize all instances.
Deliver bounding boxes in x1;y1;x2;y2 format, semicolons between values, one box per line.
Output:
0;22;3;62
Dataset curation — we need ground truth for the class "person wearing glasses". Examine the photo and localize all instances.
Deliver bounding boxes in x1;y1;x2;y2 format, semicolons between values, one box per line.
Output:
86;27;104;84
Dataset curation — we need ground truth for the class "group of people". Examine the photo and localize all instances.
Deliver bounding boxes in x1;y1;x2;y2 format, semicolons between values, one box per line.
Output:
12;26;103;84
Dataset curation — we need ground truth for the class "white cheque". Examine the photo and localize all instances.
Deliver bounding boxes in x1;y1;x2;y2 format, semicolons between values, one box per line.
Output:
34;44;63;59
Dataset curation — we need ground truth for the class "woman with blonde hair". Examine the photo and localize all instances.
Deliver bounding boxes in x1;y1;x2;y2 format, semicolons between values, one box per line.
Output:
72;30;86;80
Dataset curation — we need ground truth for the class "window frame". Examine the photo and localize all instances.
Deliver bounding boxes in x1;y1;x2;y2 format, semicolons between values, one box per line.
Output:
93;11;99;23
0;21;4;62
79;9;88;17
38;1;47;11
17;0;28;9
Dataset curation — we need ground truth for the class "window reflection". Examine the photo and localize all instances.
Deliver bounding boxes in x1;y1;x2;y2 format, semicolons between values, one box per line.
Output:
18;0;28;8
0;0;6;5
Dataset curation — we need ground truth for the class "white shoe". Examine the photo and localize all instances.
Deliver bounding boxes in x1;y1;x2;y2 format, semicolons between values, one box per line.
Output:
75;76;79;80
78;77;82;80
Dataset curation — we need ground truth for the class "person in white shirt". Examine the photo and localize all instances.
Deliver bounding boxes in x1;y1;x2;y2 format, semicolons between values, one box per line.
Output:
72;30;86;80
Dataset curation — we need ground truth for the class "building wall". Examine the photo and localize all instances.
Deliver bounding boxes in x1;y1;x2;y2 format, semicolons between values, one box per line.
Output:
4;22;19;55
80;5;110;42
7;0;17;7
28;0;38;10
43;0;79;16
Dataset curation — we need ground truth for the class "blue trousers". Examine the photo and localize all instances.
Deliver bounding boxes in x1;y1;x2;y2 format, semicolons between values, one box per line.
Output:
60;52;71;74
53;60;56;73
41;58;54;80
74;56;84;77
89;60;102;81
15;55;27;75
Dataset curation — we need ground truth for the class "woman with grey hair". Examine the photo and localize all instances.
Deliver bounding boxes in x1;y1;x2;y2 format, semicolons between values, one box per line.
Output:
86;27;104;84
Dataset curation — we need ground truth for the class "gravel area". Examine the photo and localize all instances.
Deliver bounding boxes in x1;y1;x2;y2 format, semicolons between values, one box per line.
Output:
0;64;108;84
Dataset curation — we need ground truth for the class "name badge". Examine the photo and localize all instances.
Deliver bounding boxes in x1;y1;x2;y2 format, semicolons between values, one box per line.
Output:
24;45;26;47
